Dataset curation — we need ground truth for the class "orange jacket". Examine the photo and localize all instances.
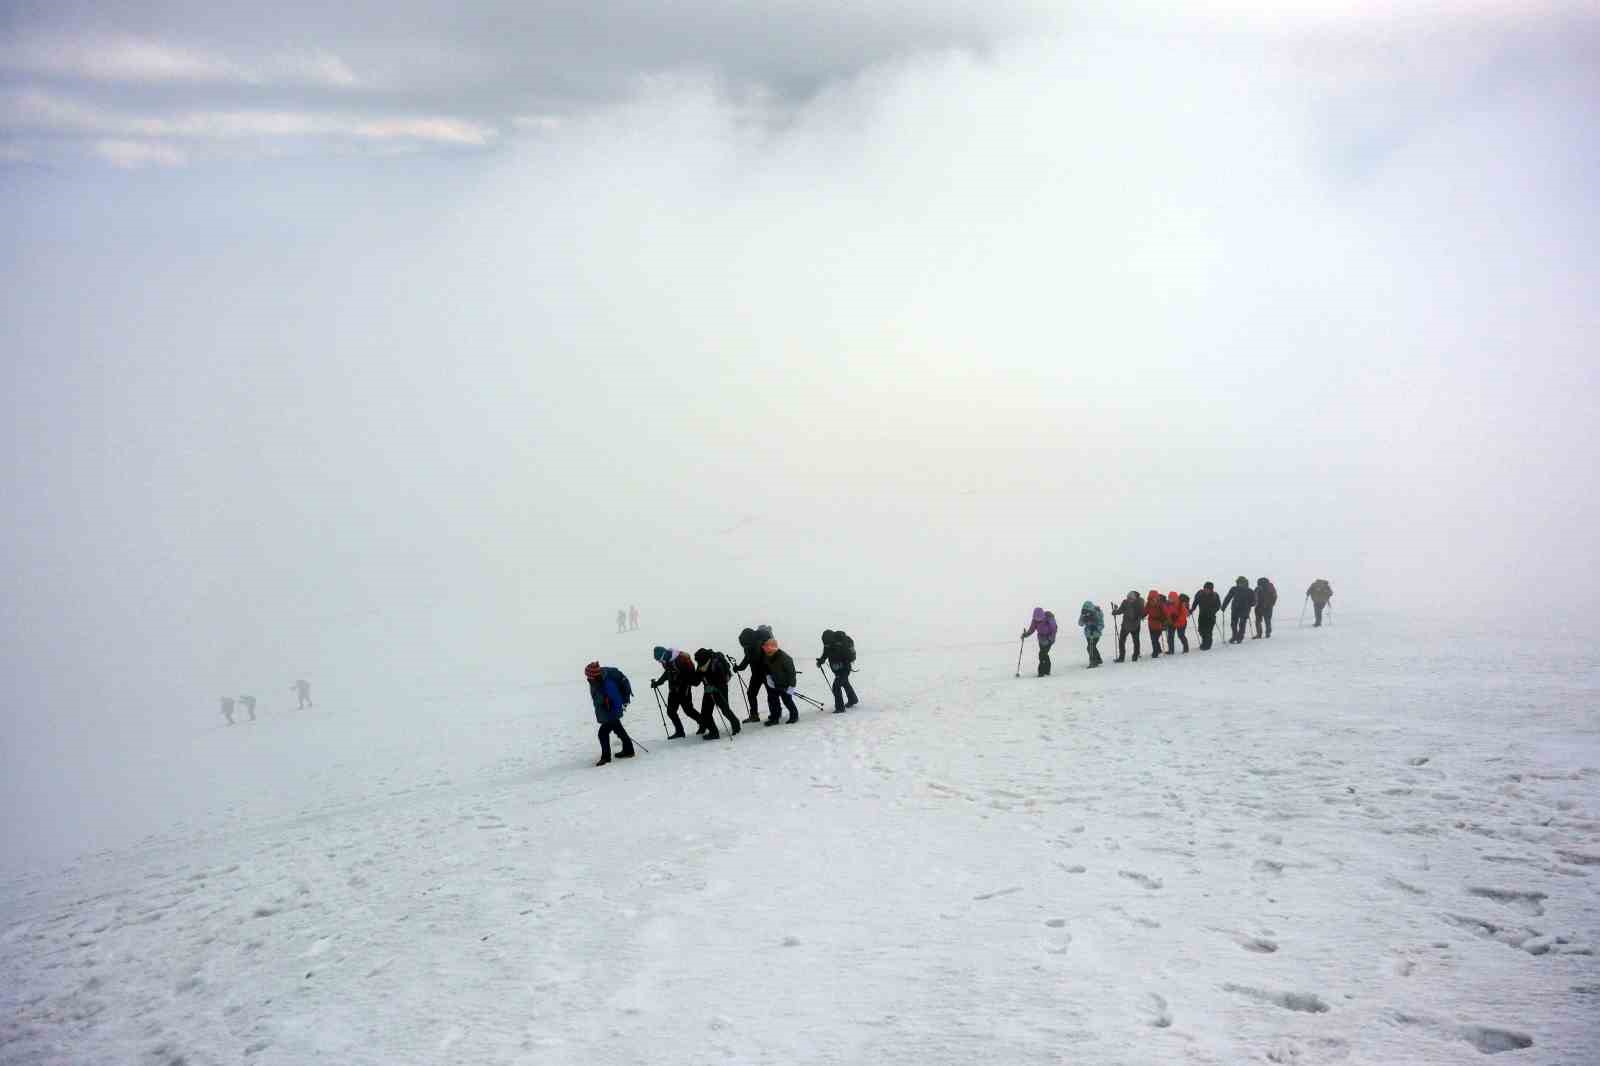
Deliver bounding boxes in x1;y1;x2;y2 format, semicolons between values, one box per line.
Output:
1167;592;1189;628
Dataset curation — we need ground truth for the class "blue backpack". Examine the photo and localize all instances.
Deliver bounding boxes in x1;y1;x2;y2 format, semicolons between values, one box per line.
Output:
610;668;633;707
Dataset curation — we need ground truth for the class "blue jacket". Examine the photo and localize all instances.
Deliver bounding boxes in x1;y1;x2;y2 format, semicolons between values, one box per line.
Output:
590;668;629;723
1077;601;1104;641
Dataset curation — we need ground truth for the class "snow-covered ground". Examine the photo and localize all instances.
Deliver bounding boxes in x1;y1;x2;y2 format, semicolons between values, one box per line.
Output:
3;612;1597;1065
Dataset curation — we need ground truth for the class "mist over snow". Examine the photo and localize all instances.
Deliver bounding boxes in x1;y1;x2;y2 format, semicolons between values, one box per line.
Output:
2;3;1598;872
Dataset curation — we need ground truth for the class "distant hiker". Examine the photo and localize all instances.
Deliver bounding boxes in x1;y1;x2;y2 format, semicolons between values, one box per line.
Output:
586;661;637;765
1306;579;1333;626
1192;582;1222;649
817;630;858;712
1020;607;1058;676
1254;578;1278;638
616;609;627;634
1112;590;1146;662
1077;602;1105;667
650;646;705;739
693;649;740;739
761;637;800;725
628;605;639;631
1144;591;1167;658
238;694;257;721
220;697;236;725
1166;592;1190;653
733;626;772;724
292;679;313;709
1221;576;1255;644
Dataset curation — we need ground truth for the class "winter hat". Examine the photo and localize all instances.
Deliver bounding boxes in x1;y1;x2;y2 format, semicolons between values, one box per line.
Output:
739;627;755;645
821;630;835;643
1031;607;1046;622
762;638;779;655
584;662;602;680
1236;576;1248;586
652;646;669;663
1203;581;1215;590
1081;600;1096;611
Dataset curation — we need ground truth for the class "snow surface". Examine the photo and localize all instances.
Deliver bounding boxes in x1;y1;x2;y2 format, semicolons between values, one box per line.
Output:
2;612;1598;1065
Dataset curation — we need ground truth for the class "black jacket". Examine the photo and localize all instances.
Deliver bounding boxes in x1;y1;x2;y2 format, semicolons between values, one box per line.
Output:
733;627;773;673
1112;594;1145;631
1221;585;1255;615
821;632;856;671
1191;588;1222;620
765;649;797;689
699;652;732;689
1255;580;1278;610
1307;580;1333;604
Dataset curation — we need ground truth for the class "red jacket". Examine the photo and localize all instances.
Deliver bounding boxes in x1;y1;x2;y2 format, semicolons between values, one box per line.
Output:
1167;592;1189;628
1145;591;1167;629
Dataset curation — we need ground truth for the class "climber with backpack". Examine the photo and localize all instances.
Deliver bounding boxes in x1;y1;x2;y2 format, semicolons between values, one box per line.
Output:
733;626;773;724
1077;601;1105;667
693;648;740;739
586;661;637;766
1020;607;1058;676
650;646;705;739
761;637;801;725
817;630;859;712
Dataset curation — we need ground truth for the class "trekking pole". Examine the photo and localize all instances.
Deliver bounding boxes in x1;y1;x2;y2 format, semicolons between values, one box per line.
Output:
1327;603;1334;627
651;685;670;737
1015;638;1025;677
1299;596;1308;627
793;691;828;711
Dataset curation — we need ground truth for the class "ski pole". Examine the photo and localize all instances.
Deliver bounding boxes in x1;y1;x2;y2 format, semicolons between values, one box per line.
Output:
1015;638;1025;677
793;691;827;711
1299;596;1308;627
652;685;670;737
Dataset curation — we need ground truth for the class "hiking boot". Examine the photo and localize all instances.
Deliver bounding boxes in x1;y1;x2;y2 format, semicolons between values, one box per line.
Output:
702;731;719;741
617;749;635;759
1113;656;1125;663
744;714;761;724
1087;661;1101;669
668;730;686;739
786;712;798;724
764;716;780;727
730;720;741;735
595;755;612;766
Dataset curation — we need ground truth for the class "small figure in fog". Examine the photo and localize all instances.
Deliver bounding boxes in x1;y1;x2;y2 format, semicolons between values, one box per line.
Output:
221;697;236;725
1306;579;1333;626
293;679;313;709
629;605;639;631
238;694;257;721
617;608;628;634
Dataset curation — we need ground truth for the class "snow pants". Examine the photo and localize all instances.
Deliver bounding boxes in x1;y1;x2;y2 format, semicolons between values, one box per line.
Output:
699;686;740;736
1148;624;1163;657
1117;626;1141;661
744;668;768;722
830;666;858;710
1254;605;1274;638
1230;610;1249;643
765;686;799;724
1166;625;1188;653
1036;639;1054;676
597;720;635;761
1198;616;1216;649
1312;600;1327;626
1086;635;1102;666
665;686;704;737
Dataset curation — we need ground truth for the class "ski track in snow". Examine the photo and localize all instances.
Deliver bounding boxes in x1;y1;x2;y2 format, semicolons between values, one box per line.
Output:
2;616;1598;1064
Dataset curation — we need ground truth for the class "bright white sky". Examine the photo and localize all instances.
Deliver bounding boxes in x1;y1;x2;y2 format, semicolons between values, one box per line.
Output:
2;2;1597;851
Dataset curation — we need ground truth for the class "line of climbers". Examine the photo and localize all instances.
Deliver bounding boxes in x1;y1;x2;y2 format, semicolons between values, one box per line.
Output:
583;626;858;766
1021;578;1334;675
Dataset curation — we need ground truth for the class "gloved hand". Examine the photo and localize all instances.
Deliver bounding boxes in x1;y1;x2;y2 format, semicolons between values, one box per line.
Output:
786;687;798;696
1019;630;1027;640
815;657;824;668
650;679;661;689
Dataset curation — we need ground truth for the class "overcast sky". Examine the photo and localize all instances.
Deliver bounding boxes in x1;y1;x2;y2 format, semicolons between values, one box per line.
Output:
2;2;1597;864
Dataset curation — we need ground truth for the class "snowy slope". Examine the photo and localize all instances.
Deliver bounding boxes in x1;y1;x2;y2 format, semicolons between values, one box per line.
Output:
2;613;1597;1065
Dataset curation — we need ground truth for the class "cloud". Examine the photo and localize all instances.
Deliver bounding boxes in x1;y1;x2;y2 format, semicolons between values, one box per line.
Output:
0;34;360;88
91;138;185;168
0;88;496;161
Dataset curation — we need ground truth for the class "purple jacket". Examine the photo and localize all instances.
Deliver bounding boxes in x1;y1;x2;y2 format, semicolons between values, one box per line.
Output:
1023;608;1058;644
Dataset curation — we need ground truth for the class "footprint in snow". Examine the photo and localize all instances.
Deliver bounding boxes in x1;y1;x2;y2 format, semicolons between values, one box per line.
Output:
972;886;1022;902
1145;993;1173;1028
1118;870;1162;890
1222;984;1329;1013
1466;886;1546;917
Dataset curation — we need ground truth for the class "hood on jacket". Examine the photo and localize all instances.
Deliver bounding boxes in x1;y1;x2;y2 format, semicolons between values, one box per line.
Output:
762;638;779;655
584;661;602;681
652;646;669;663
1031;607;1047;622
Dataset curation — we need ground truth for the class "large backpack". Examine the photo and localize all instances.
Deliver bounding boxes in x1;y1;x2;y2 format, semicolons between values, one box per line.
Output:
833;632;857;664
610;668;633;707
